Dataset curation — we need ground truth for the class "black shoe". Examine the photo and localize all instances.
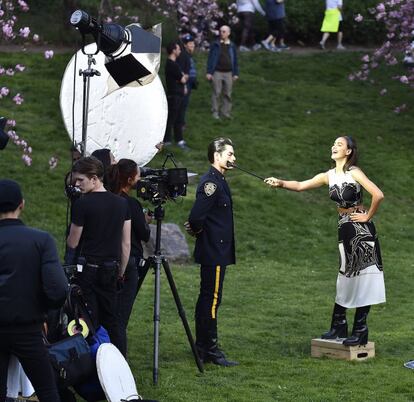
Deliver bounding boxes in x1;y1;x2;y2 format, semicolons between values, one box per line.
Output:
321;313;348;339
204;347;239;367
343;326;368;346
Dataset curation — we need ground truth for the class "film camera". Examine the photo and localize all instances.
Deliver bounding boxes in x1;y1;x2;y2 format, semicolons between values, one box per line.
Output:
137;154;188;204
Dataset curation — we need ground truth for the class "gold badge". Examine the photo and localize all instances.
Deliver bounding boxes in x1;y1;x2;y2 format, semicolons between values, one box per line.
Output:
204;182;217;196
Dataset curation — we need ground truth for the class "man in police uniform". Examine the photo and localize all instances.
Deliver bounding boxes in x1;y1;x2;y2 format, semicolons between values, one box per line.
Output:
185;137;238;367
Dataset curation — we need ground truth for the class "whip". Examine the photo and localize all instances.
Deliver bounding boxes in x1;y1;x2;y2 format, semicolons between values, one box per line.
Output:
227;161;265;181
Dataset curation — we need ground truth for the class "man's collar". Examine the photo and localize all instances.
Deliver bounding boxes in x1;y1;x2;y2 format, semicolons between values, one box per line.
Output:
210;165;225;179
0;218;24;227
220;39;230;45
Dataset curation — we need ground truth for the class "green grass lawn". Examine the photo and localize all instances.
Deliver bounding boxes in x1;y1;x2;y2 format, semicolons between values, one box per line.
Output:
1;48;414;401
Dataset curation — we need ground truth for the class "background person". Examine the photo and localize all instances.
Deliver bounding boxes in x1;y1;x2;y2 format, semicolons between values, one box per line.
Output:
66;156;131;353
107;158;152;357
261;0;289;51
319;0;346;50
0;179;68;402
163;41;189;150
265;136;385;346
185;138;238;367
236;0;265;52
177;33;198;141
206;26;239;120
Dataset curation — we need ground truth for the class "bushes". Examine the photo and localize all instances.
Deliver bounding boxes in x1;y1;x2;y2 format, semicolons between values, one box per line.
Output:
261;0;386;45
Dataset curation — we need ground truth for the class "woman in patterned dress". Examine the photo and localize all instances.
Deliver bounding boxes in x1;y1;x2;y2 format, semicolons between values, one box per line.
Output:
264;136;385;346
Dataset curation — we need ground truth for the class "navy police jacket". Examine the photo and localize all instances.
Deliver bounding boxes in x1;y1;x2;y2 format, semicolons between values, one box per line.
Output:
0;219;68;328
188;166;236;266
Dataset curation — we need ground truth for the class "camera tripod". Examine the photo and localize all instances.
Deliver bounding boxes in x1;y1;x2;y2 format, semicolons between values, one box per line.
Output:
136;204;204;385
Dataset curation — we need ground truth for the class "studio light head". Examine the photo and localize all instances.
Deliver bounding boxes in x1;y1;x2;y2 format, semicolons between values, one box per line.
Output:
0;117;9;150
69;10;162;87
70;10;128;56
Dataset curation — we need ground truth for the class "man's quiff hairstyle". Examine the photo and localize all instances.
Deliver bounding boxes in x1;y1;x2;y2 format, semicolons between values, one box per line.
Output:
72;156;104;180
207;137;233;163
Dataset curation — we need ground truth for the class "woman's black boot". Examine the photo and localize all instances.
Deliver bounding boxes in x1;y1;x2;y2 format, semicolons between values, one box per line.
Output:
343;307;370;346
321;304;348;339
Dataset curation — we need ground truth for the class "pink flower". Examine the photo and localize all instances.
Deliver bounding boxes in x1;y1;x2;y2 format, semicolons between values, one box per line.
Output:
44;50;54;59
13;93;24;105
377;3;386;13
18;0;30;12
0;87;10;97
354;14;363;22
2;23;14;38
32;34;39;42
6;68;14;76
19;27;30;38
49;156;58;169
22;154;32;166
15;64;25;72
7;119;16;127
380;88;387;96
400;75;409;84
361;54;370;62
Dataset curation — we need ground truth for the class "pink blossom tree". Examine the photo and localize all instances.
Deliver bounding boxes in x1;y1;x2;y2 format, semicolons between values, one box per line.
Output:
143;0;237;48
0;0;54;165
350;0;414;112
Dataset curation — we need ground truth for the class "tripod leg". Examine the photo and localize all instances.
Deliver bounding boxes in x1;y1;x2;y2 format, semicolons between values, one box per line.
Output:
161;258;204;373
153;257;161;385
135;257;151;296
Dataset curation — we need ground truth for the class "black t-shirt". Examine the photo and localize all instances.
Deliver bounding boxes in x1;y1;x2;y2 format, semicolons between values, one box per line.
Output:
165;58;184;96
71;191;131;262
121;193;151;258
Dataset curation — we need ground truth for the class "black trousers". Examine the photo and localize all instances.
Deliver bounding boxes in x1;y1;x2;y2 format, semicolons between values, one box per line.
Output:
0;328;61;402
75;264;121;352
117;258;141;357
238;11;254;47
195;265;227;348
164;94;184;143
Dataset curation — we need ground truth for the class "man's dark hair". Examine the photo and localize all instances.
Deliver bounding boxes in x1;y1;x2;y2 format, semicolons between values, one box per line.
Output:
166;41;179;55
207;137;233;163
72;156;104;180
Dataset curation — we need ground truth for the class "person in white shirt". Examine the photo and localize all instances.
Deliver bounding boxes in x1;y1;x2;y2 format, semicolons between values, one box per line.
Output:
319;0;346;50
237;0;265;52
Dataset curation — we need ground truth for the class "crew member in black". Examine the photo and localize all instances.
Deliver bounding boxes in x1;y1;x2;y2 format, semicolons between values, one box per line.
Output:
0;179;68;402
66;156;131;351
185;137;238;367
107;159;152;357
176;34;197;139
163;40;189;149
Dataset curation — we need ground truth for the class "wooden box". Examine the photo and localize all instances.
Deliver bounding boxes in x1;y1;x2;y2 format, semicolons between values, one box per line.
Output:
311;338;375;361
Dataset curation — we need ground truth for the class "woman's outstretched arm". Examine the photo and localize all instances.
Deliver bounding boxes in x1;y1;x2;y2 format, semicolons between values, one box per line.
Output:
264;172;328;192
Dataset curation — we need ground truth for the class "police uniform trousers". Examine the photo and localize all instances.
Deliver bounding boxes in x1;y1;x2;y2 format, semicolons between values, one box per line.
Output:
0;326;61;402
75;263;122;352
195;265;227;350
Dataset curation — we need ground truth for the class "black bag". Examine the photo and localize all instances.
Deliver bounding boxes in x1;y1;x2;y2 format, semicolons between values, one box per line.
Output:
47;333;94;388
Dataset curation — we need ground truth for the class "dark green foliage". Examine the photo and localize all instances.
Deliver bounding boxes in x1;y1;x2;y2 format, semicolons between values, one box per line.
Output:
1;49;413;401
15;0;386;46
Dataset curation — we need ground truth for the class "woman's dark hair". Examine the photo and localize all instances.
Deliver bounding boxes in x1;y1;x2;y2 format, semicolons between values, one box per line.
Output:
91;148;112;170
207;137;233;163
343;135;358;172
107;158;138;194
72;156;104;180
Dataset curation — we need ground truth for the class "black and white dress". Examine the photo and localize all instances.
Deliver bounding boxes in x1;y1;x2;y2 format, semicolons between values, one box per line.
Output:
328;168;386;308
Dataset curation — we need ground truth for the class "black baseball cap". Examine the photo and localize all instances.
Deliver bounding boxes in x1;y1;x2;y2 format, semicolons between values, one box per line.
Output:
182;34;194;44
0;179;23;213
